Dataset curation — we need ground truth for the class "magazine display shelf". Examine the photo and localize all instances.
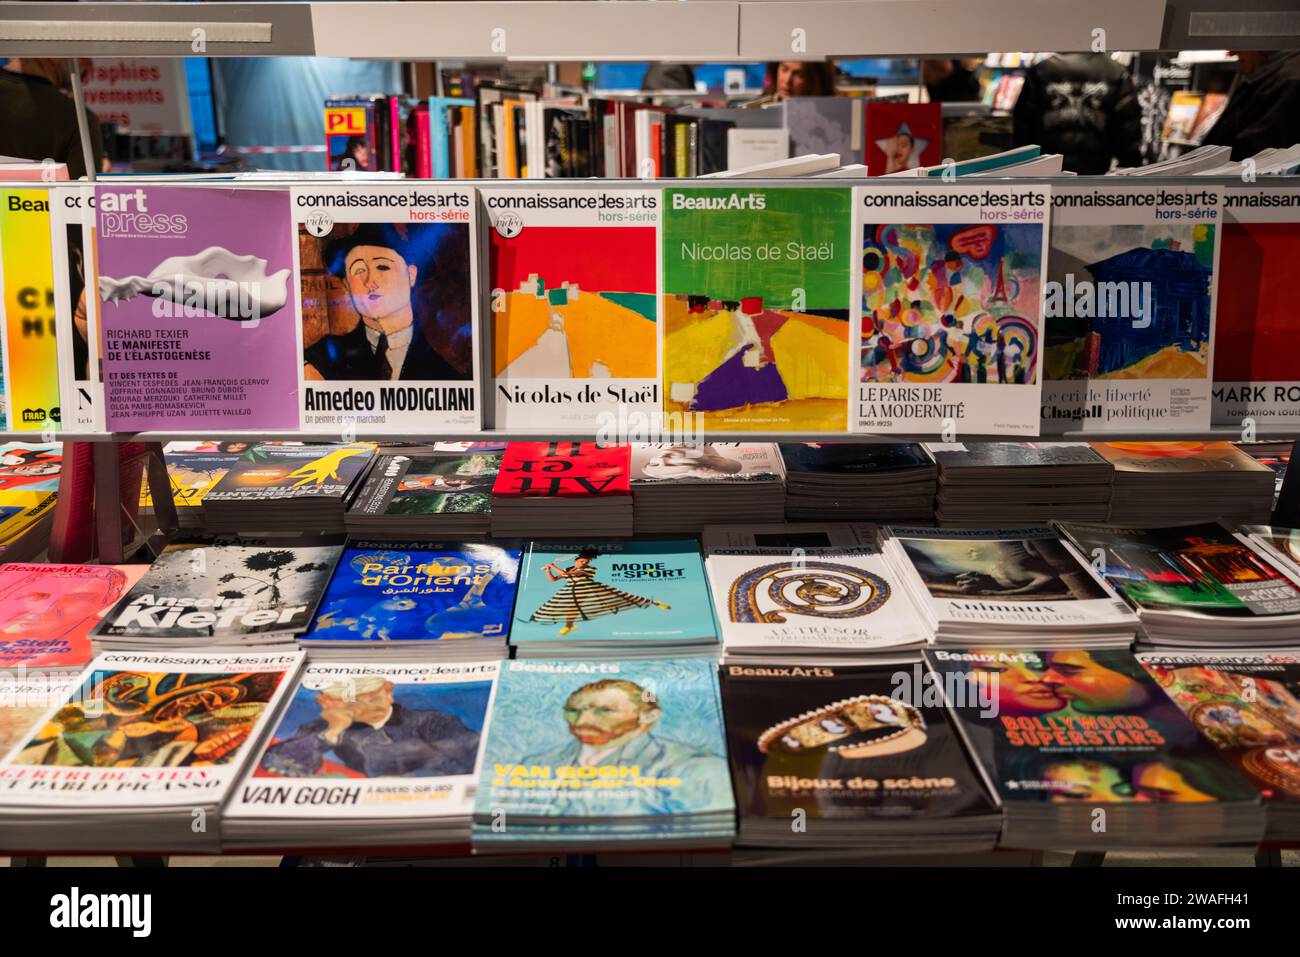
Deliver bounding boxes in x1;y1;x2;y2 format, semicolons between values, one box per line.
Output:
9;173;1296;449
1;0;1297;59
1;171;1297;558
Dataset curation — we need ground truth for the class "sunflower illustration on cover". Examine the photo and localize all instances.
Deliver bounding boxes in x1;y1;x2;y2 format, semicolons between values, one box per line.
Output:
528;549;671;636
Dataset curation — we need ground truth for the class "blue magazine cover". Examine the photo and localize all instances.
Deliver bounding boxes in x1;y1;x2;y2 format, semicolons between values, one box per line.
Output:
254;664;494;780
473;658;734;826
511;540;718;644
301;541;521;644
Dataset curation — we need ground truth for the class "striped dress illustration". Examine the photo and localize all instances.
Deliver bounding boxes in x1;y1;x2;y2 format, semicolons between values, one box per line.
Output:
529;556;669;635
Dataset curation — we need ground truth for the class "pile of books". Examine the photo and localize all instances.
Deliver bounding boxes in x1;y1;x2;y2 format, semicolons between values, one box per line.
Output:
223;661;500;849
472;658;736;851
1135;650;1300;840
509;540;719;659
722;662;1002;851
0;650;305;853
780;443;937;524
629;443;786;534
704;524;930;663
297;541;520;662
491;442;633;538
928;648;1266;850
928;443;1113;526
883;527;1139;649
1092;442;1275;527
90;534;344;651
346;451;500;539
202;443;377;534
1059;521;1300;647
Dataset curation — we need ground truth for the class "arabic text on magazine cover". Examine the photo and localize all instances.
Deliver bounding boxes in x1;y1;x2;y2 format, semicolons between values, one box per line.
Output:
302;542;519;644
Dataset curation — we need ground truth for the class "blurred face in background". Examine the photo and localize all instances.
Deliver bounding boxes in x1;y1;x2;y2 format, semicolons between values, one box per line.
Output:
921;59;956;86
776;62;811;98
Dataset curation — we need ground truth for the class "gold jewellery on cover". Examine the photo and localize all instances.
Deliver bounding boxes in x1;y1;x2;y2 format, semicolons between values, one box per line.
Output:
758;695;927;758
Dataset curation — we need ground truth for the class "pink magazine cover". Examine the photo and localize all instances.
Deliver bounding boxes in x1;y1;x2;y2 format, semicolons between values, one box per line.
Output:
0;563;148;670
94;184;299;430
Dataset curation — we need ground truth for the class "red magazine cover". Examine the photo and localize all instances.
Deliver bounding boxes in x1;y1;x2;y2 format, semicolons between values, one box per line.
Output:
1214;220;1300;384
493;442;631;498
865;102;942;175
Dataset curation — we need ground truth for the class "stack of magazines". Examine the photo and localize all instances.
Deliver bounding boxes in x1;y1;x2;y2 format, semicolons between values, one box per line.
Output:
1234;441;1290;508
1091;442;1275;527
927;442;1113;526
91;535;344;651
927;648;1266;850
629;443;786;534
223;661;500;849
721;662;1002;851
1238;524;1300;578
509;540;719;659
0;441;61;562
142;441;244;530
202;443;376;533
1058;521;1300;647
882;527;1139;648
704;524;930;663
472;658;735;851
780;443;937;524
0;650;305;853
1136;650;1300;840
491;442;633;537
345;452;500;538
297;541;520;662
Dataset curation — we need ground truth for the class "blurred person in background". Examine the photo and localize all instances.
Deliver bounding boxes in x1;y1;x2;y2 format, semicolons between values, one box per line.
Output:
1012;52;1142;174
745;61;838;107
642;63;697;92
0;57;105;177
922;58;982;102
1203;51;1300;160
